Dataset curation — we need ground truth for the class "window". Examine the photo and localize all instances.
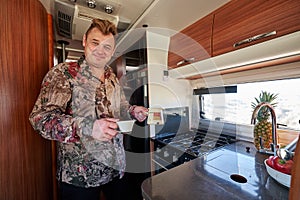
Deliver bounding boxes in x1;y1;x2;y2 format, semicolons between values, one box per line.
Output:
200;78;300;131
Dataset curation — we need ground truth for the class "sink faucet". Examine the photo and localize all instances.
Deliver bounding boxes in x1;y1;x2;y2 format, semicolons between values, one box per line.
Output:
251;102;278;156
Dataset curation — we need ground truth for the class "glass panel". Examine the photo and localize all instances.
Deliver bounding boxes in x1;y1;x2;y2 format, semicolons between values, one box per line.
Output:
201;78;300;131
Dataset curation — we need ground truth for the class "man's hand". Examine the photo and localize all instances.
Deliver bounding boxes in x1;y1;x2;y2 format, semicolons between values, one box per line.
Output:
92;118;119;141
132;106;148;122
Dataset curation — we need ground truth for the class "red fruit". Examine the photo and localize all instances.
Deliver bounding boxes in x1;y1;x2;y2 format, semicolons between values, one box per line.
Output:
284;160;294;174
273;156;294;175
266;156;275;168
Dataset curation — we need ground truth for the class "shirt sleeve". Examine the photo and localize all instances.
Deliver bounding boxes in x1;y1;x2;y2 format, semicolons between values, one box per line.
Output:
29;65;81;143
120;87;132;119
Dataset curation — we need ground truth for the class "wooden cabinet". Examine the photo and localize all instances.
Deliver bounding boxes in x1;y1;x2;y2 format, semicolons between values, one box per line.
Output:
168;14;213;69
168;0;300;70
213;0;300;56
290;135;300;200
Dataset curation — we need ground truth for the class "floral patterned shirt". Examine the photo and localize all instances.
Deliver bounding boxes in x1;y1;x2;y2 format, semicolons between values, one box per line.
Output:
29;58;132;188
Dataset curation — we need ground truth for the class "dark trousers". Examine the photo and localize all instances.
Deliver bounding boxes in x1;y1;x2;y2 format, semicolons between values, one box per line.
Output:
59;177;134;200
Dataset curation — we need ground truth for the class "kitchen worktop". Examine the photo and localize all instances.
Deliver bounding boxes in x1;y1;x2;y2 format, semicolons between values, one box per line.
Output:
141;141;290;200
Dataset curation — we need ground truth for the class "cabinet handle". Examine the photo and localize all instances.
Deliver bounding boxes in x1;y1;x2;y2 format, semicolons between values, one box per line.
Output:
177;57;195;66
233;31;277;48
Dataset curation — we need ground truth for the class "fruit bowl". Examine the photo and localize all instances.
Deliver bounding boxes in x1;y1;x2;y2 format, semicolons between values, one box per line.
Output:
264;159;291;188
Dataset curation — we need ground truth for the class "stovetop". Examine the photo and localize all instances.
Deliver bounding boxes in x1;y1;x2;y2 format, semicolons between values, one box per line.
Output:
155;129;237;157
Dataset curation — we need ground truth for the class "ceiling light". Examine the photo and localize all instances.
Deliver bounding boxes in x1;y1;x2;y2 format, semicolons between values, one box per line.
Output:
86;0;96;8
104;5;114;14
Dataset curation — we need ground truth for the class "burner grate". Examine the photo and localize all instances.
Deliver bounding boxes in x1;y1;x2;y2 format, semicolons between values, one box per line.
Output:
156;130;236;158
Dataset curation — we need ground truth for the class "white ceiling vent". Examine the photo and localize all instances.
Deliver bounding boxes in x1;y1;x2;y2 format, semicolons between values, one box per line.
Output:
73;4;119;40
55;1;74;38
55;0;119;40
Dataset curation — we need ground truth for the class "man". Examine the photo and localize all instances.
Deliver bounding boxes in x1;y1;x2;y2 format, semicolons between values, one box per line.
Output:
29;18;148;200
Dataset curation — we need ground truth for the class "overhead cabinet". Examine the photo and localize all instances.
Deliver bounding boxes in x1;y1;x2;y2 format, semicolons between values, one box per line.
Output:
168;14;213;69
168;0;300;69
213;0;300;56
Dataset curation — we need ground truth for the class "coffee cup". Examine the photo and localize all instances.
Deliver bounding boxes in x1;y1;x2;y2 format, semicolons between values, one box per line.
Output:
116;120;136;133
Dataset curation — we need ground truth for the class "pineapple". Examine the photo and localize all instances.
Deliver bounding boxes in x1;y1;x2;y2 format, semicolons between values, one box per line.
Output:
251;91;278;150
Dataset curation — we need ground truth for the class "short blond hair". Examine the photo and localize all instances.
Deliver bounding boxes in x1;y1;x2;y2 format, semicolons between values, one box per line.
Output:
85;18;117;40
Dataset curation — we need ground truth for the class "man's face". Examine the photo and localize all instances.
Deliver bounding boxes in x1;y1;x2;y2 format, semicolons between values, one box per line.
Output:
82;28;115;69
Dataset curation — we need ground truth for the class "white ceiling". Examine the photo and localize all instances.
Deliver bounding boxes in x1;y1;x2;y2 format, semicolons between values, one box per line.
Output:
133;0;229;32
39;0;230;60
40;0;229;31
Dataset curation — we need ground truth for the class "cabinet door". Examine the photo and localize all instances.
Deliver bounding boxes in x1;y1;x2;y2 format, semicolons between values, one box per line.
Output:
213;0;300;56
168;14;213;69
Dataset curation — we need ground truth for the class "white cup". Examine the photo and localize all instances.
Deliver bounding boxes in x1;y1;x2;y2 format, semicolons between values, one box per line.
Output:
116;120;136;133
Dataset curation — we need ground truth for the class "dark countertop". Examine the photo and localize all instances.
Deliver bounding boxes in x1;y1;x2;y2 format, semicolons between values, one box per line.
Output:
141;141;289;200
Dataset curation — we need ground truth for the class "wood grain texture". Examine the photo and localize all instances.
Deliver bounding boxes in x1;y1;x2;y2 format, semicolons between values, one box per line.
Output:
48;15;54;70
168;0;300;70
48;14;59;200
168;14;213;69
0;0;53;199
213;0;300;56
186;54;300;80
289;135;300;200
277;130;299;147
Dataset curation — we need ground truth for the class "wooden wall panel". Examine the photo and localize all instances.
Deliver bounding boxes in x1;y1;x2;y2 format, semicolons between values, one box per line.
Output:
0;0;53;199
289;135;300;200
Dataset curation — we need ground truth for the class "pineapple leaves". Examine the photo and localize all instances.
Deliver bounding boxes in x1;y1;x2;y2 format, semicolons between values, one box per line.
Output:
251;91;278;122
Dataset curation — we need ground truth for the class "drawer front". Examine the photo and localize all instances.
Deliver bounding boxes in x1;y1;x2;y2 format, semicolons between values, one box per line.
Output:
213;0;300;56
